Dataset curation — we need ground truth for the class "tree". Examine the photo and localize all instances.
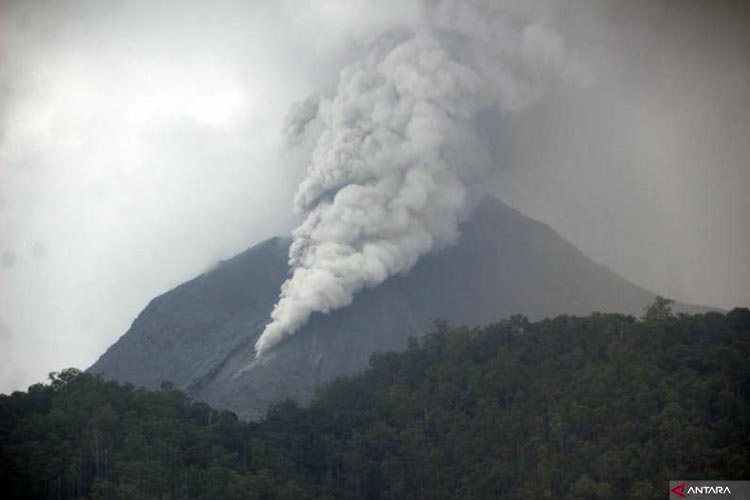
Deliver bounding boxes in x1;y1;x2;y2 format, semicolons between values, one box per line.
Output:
2;309;749;499
642;295;674;321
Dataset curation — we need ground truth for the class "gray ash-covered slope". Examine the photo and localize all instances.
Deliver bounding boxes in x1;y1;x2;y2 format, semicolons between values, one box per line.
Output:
90;196;701;419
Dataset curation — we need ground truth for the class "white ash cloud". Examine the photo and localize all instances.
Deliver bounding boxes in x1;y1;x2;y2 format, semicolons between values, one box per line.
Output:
255;1;586;356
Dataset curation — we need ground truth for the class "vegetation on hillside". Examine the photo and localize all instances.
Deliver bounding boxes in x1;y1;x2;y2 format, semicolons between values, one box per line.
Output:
2;304;749;499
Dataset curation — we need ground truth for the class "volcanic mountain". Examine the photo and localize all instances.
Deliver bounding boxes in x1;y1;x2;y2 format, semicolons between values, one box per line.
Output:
90;197;702;419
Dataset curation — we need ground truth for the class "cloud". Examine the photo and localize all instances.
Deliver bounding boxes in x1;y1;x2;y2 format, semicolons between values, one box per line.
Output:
0;0;356;392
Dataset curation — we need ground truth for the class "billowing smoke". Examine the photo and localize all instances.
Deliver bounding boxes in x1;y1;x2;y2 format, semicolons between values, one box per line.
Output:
255;1;585;356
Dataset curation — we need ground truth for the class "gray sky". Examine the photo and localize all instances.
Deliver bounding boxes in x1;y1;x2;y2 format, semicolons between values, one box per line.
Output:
1;0;748;393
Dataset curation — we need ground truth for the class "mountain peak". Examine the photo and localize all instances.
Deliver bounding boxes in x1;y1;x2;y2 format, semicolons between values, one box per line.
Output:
466;195;536;231
473;194;514;215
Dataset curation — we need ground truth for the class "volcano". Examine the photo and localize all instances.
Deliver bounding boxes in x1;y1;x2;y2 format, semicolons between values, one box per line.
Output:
90;196;704;419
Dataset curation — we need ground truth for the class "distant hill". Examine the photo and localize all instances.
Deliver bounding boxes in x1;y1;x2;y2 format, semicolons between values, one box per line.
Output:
5;310;749;499
89;196;707;419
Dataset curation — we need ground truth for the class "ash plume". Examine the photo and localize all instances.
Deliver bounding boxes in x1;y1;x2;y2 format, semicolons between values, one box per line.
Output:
255;1;584;356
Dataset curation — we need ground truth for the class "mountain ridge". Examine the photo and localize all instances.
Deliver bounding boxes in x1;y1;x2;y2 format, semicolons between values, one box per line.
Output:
90;196;707;419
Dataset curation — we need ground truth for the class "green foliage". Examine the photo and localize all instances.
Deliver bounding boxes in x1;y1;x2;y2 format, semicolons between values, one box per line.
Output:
2;309;749;499
642;295;674;321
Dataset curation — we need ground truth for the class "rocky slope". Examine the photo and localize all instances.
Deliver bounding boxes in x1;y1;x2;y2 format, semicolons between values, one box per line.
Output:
90;197;703;419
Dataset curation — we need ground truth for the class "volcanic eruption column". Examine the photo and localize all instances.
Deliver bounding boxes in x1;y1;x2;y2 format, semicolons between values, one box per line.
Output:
255;1;585;356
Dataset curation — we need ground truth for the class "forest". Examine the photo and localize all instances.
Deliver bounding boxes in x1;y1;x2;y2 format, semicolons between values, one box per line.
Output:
2;303;749;500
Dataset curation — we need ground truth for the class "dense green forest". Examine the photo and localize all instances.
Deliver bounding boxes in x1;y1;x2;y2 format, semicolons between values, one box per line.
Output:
2;304;750;500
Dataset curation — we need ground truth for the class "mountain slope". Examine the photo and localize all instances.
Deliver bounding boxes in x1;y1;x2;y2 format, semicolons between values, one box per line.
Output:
90;197;703;419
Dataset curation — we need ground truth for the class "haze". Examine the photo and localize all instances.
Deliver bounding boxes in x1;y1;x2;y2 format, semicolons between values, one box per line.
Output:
1;0;748;393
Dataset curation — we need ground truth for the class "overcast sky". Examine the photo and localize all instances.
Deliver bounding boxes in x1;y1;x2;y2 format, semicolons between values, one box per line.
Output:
1;0;748;393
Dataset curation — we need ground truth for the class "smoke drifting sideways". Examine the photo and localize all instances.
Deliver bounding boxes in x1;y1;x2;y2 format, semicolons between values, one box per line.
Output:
255;1;589;356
